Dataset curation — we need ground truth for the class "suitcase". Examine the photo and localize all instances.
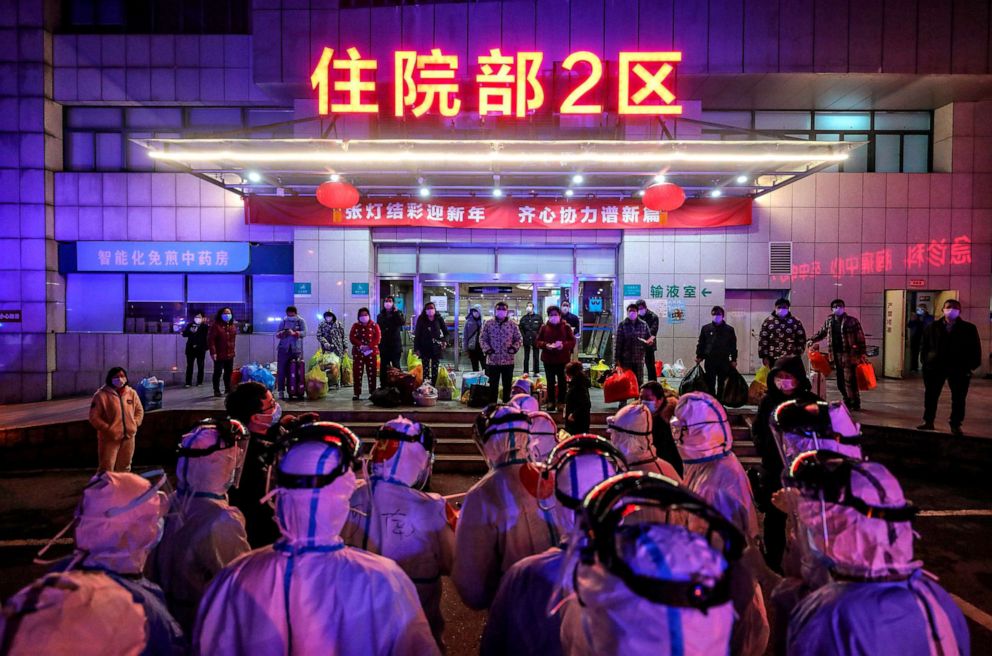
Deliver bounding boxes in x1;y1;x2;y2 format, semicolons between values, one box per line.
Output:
287;357;307;399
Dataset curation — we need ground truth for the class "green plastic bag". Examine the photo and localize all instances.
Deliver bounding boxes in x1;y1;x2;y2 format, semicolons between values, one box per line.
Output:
590;359;609;389
306;366;328;400
307;349;324;371
437;366;456;391
341;353;353;386
407;349;422;369
754;365;770;386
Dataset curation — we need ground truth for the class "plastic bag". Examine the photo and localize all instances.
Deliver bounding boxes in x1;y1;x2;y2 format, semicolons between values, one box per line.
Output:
306;367;328;400
662;364;674;378
590;360;609;388
461;371;488;394
747;380;767;405
655;361;664;378
810;370;827;399
721;369;748;408
409;364;424;386
407;349;422;369
678;363;711;396
754;365;770;385
413;383;439;407
340;354;353;386
856;361;876;391
251;367;276;391
371;387;402;408
603;368;639;403
437;366;457;391
808;347;832;376
307;350;324;371
671;358;687;378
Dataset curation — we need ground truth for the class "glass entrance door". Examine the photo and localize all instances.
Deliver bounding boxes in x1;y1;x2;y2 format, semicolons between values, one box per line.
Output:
422;282;457;365
458;282;535;370
378;278;414;354
577;280;614;363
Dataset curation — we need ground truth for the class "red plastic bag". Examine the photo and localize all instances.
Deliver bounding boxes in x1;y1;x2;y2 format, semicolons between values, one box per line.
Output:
808;347;832;376
231;369;242;387
655;360;664;377
856;361;877;391
603;368;640;403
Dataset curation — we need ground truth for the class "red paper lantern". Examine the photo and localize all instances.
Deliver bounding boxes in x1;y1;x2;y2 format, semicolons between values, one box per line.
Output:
316;181;360;209
642;182;686;212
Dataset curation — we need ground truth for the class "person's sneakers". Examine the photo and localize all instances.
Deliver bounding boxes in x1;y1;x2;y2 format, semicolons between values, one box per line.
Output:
184;384;191;388
849;402;862;411
352;395;360;401
916;422;935;431
279;391;286;400
213;391;223;398
950;425;964;437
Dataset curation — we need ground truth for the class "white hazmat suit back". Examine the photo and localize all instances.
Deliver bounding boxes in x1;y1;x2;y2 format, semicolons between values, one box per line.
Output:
607;402;681;481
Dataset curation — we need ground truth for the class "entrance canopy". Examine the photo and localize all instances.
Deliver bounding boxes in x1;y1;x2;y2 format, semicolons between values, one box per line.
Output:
134;137;863;200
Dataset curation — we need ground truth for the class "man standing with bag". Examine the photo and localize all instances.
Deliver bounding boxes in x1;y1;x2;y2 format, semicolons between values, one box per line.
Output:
614;303;652;385
808;299;866;411
377;296;405;386
635;300;660;381
918;299;982;436
695;305;738;399
480;301;523;403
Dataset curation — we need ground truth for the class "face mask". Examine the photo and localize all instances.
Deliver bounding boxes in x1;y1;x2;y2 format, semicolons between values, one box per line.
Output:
286;314;296;320
426;310;436;318
324;316;333;323
916;308;925;316
833;307;845;316
627;312;637;321
359;315;370;323
222;313;232;322
712;315;724;324
112;377;126;388
776;377;797;393
496;310;508;319
944;308;960;320
643;399;662;414
561;306;570;313
384;302;393;309
250;403;282;432
526;306;534;313
549;315;561;325
637;308;646;316
194;317;203;325
776;308;789;318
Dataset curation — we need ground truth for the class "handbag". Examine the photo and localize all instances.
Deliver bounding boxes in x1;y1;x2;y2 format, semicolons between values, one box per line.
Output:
370;387;402;408
808;347;832;376
721;369;749;408
678;363;712;396
856;361;877;391
468;383;493;408
603;368;639;403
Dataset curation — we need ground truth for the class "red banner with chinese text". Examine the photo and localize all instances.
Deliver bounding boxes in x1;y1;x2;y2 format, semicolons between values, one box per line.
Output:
244;196;752;230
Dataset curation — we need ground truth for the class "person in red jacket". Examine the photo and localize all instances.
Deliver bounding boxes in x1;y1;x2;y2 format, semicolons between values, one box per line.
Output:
208;307;238;397
535;305;575;413
350;307;382;401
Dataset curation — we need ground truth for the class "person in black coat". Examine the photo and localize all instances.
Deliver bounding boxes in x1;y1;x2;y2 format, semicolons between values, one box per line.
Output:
376;296;406;385
636;300;661;381
638;380;683;477
563;361;591;435
695;305;738;399
751;355;821;572
181;311;209;388
518;302;543;376
918;299;983;436
413;302;449;386
559;300;581;355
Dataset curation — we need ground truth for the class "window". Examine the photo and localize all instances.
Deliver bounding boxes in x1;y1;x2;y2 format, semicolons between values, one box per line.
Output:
67;273;125;332
62;0;251;34
252;275;294;333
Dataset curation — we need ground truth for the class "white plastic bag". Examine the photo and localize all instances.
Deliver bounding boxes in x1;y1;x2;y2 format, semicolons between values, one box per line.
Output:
671;358;687;378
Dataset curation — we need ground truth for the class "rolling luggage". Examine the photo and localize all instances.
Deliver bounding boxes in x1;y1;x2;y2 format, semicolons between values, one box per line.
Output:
287;357;307;399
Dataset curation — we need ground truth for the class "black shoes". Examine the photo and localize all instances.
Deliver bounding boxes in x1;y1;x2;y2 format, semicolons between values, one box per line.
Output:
353;395;360;401
950;425;964;437
916;422;935;431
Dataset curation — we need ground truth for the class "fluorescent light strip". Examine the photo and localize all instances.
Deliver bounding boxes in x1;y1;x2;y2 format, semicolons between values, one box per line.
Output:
150;150;849;164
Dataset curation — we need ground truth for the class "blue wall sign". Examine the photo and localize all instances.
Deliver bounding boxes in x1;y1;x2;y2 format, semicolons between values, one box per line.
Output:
623;283;642;297
351;282;370;296
587;297;604;312
76;242;250;272
293;282;312;297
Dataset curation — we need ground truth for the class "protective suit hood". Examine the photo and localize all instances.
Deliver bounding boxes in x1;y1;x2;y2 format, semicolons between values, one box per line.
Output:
369;416;433;489
527;411;559;462
176;420;248;497
75;471;168;575
607;403;655;464
478;405;532;467
672;392;733;463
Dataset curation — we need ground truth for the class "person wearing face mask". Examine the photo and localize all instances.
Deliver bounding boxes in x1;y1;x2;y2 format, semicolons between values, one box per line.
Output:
225;381;318;548
317;310;346;359
377;296;406;386
481;301;524;403
558;300;580;339
208;307;238;398
0;471;184;655
807;299;867;410
148;419;251;632
563;361;592;435
638;380;683;476
751;356;820;572
194;422;439;655
182;310;208;388
614;303;652;387
635;300;661;381
464;305;485;371
415;302;449;386
918;299;982;436
695;305;738;401
89;366;144;472
906;304;933;373
519;302;543;377
342;417;455;649
350;307;382;401
276;305;308;401
536;305;576;412
758;298;806;368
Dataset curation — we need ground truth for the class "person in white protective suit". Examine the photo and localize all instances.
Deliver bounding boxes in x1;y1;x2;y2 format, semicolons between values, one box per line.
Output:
785;450;970;656
671;391;770;656
0;471;185;655
482;434;628;656
148;418;252;632
527;410;560;462
453;404;560;609
558;471;743;656
341;416;456;649
606;401;681;480
509;391;539;413
193;421;439;656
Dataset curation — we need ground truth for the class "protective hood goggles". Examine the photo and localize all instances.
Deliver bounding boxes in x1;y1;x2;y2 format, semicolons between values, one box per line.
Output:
577;471;744;610
772;400;861;444
542;434;629;510
177;418;250;487
477;407;532;444
787;450;918;522
272;421;361;490
376;422;436;454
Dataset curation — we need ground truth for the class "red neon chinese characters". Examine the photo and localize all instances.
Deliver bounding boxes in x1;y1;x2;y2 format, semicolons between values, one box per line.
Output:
395;48;461;118
950;235;972;265
310;47;378;114
618;51;682;115
476;49;545;117
560;51;604;114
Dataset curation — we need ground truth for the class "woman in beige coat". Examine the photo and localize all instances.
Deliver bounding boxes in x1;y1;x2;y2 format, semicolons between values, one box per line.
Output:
88;367;144;472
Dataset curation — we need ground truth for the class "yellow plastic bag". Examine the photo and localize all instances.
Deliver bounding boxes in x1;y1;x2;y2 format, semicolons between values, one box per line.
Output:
590;359;609;389
306;367;328;400
341;354;353;386
460;390;471;405
407;349;422;369
437;366;456;391
754;365;770;386
307;349;324;371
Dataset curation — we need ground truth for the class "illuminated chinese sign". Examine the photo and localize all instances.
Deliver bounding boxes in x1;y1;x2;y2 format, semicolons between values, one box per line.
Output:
76;242;250;272
775;236;972;282
311;47;682;117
